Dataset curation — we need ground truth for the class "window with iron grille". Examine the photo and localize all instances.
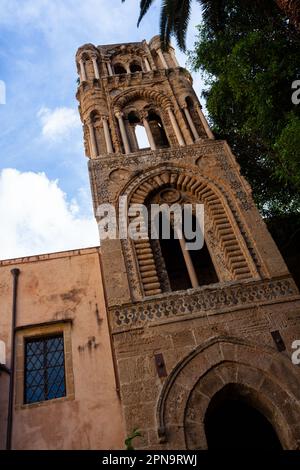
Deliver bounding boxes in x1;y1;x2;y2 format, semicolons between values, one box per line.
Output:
24;334;66;404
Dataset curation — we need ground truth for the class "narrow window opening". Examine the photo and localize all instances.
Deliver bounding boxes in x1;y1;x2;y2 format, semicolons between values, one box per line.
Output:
152;210;218;292
148;112;169;148
114;64;127;75
135;124;150;149
130;62;142;73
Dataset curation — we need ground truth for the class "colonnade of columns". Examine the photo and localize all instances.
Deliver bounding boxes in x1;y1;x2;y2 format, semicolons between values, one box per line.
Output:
114;107;187;153
87;103;214;158
87;116;114;158
79;47;179;82
78;55;154;81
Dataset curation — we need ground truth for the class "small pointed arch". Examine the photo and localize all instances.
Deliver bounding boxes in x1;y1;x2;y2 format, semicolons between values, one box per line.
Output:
130;60;143;73
185;95;195;109
81;52;90;62
90;109;101;124
114;63;127;75
127;110;150;150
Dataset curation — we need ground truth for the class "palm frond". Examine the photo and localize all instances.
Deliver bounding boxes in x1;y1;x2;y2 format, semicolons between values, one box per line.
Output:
173;0;192;51
137;0;156;26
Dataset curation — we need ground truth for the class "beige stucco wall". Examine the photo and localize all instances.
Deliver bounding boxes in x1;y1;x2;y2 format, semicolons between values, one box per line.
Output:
0;247;125;450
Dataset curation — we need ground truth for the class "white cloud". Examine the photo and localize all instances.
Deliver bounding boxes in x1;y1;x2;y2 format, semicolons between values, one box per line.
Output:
37;106;81;141
0;168;99;260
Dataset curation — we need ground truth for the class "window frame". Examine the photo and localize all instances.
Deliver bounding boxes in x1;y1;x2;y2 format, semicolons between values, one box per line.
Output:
24;333;66;405
15;321;75;409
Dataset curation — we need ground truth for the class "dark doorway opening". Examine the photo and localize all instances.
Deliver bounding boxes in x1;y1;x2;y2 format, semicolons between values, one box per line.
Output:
204;387;282;449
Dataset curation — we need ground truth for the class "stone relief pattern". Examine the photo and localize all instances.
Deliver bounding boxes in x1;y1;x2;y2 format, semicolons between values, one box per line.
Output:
120;238;144;299
110;277;298;329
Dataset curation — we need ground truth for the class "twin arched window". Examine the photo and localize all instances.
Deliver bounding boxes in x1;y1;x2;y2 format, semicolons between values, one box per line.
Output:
113;60;143;75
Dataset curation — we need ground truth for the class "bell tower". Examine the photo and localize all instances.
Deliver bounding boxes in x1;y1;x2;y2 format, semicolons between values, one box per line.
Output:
76;37;300;450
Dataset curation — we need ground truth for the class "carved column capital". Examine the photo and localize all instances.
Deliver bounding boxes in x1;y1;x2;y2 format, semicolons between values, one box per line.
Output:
139;110;149;121
115;110;124;120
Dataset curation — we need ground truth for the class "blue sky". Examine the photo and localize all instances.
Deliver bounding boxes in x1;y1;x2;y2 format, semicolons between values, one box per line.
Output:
0;0;204;260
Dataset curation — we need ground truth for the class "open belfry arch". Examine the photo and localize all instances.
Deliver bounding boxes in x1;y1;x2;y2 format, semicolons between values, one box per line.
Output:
76;37;300;449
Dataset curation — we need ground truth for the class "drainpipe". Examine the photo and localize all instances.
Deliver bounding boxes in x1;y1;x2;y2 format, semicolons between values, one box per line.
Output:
6;268;20;451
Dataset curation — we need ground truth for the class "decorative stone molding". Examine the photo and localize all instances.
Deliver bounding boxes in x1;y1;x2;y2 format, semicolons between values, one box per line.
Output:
110;276;299;330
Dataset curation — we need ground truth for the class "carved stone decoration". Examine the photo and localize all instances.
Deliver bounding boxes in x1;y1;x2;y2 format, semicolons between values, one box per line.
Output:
159;188;181;204
110;276;299;330
109;168;131;183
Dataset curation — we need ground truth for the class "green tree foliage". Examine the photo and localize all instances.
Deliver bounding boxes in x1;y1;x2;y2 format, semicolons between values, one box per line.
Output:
190;0;300;216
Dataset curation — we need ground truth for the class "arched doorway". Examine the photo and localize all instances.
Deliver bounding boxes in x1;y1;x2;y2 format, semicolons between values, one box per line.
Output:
204;384;282;450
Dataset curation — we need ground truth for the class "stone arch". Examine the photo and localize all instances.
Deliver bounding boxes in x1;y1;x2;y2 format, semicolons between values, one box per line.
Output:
113;63;127;75
156;336;300;450
119;165;259;297
114;89;173;152
129;60;143;73
113;87;172;112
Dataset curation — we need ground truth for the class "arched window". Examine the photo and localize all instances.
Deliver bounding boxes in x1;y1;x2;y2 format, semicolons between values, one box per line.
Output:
185;95;195;110
130;61;143;73
89;110;102;155
114;63;127;75
148;112;169;148
128;111;150;151
184;95;205;139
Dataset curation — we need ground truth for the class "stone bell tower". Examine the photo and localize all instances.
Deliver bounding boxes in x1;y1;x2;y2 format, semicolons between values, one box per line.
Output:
76;37;300;450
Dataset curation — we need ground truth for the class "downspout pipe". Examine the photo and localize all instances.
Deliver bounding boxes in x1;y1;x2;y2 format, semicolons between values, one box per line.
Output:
6;268;20;451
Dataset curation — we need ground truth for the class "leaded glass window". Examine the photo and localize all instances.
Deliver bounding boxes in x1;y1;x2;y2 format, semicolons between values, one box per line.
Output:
24;334;66;404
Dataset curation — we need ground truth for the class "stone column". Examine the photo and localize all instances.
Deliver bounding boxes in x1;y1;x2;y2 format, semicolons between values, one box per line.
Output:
131;125;139;151
79;59;87;82
183;104;200;141
141;114;156;151
170;48;180;67
106;61;113;76
102;116;113;154
144;57;151;72
91;56;100;80
178;235;199;288
196;104;215;139
87;122;98;158
157;49;168;69
167;107;185;146
116;111;131;154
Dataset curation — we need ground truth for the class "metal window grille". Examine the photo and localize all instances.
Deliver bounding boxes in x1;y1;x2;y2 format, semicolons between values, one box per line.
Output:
24;334;66;404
